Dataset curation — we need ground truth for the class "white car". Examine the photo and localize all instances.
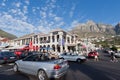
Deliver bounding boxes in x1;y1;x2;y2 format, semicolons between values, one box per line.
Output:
59;52;86;63
115;51;120;58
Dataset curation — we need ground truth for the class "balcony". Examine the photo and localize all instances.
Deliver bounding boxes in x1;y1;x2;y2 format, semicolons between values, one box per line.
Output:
40;40;50;43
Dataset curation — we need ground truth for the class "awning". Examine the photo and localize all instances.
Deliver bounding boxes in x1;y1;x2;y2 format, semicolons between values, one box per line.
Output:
5;45;28;50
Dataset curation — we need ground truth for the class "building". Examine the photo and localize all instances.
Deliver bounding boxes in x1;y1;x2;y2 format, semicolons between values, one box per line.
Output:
0;37;9;50
13;29;79;53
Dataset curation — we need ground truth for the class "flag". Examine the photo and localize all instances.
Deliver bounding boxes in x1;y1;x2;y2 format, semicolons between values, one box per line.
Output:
29;41;33;50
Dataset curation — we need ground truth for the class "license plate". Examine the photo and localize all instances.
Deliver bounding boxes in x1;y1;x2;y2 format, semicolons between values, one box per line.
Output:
10;57;15;59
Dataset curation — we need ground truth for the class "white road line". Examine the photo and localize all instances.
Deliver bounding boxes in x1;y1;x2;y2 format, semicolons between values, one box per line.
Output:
0;65;2;67
4;68;13;72
8;63;14;66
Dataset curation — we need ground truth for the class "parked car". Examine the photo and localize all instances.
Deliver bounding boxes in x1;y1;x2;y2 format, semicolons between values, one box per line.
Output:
0;51;17;64
13;53;69;80
59;52;86;63
103;48;112;54
14;50;33;59
88;51;99;58
114;51;120;58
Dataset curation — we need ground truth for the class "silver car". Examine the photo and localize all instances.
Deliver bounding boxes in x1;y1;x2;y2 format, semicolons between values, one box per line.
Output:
13;53;69;80
59;52;86;63
115;51;120;58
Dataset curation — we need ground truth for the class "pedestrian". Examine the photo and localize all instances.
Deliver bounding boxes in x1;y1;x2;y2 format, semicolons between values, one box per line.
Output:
94;51;99;61
110;51;118;62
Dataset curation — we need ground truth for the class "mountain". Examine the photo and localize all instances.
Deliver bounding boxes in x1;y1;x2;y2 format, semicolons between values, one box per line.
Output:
0;29;17;39
115;23;120;35
71;20;116;38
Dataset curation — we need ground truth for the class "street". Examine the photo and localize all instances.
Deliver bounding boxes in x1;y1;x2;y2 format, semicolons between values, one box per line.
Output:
0;51;120;80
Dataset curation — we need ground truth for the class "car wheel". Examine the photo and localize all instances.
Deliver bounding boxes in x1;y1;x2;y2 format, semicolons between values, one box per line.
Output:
13;64;19;72
37;70;48;80
77;59;81;63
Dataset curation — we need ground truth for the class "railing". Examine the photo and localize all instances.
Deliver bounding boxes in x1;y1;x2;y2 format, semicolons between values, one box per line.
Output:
40;40;50;43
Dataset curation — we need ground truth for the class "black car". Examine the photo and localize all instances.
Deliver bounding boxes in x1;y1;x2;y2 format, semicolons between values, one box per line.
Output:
0;51;17;64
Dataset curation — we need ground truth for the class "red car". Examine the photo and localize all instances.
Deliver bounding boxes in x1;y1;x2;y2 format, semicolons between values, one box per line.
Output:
88;51;99;58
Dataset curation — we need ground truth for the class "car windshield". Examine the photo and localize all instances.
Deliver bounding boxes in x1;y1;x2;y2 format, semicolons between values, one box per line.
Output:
71;54;78;56
1;52;15;56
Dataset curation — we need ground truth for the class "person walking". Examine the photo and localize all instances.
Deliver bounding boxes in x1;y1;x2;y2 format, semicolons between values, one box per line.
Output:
110;51;118;62
94;51;99;61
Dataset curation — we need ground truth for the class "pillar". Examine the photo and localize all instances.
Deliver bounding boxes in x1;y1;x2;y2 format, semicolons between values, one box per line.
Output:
55;35;57;43
59;32;63;53
50;33;53;43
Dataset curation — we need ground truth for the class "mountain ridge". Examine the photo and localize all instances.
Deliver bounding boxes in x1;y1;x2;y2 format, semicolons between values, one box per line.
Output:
70;20;119;38
0;29;17;40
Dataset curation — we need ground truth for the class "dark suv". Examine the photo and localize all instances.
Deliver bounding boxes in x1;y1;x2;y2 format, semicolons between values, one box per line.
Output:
0;51;17;64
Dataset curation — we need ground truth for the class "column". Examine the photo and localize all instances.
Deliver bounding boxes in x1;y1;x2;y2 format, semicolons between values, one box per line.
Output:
26;38;28;45
59;32;63;53
65;35;68;52
55;45;57;52
74;35;76;43
65;45;68;52
38;35;40;45
20;40;22;45
46;36;48;43
35;37;36;45
32;36;34;45
25;39;27;45
55;35;57;43
50;33;53;43
66;35;68;44
70;36;71;44
76;44;78;52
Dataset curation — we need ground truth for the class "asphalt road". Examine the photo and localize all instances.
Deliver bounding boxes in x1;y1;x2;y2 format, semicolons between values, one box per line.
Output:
0;50;120;80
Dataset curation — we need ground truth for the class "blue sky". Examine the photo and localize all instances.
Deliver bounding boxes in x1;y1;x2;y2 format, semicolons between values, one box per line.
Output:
0;0;120;37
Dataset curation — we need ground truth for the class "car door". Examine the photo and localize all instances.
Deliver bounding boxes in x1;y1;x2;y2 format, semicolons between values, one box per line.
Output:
69;54;76;61
61;53;69;60
20;54;37;75
65;53;73;61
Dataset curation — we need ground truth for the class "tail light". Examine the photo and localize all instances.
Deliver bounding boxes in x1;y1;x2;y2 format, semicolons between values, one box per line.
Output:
4;57;7;60
54;64;61;70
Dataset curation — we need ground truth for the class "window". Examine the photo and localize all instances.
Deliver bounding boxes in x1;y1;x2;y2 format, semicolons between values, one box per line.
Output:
57;35;59;42
52;36;55;42
23;54;49;61
23;55;36;61
67;37;70;43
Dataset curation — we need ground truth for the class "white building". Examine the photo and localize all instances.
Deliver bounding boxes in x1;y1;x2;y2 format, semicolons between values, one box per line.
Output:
13;29;79;53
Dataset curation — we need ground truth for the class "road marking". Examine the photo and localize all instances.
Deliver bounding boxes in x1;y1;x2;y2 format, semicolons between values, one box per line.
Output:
0;65;2;67
4;68;13;72
8;63;14;66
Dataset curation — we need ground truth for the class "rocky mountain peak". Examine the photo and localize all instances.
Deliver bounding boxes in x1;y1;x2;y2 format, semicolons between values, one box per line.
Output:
86;20;96;25
71;21;116;38
115;23;120;35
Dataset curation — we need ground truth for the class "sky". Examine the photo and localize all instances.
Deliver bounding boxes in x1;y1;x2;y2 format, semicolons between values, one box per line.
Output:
0;0;120;37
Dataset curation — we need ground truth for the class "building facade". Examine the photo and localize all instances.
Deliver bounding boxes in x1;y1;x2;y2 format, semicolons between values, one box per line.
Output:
13;29;79;53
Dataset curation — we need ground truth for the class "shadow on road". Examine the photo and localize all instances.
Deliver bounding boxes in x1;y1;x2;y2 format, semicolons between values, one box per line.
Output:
60;61;115;80
0;73;29;80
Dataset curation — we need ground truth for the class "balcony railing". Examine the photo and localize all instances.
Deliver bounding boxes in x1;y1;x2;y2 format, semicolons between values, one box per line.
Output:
40;40;50;43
